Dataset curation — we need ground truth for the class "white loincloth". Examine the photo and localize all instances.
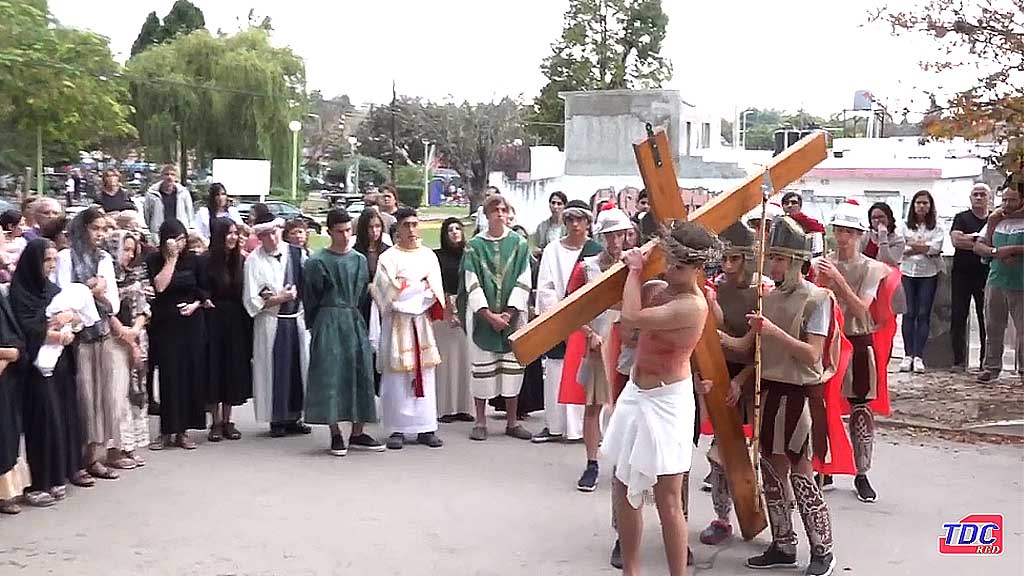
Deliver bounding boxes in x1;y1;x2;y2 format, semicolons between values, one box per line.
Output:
600;378;695;509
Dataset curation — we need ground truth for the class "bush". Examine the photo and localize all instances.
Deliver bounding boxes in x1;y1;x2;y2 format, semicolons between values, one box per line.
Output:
396;184;422;208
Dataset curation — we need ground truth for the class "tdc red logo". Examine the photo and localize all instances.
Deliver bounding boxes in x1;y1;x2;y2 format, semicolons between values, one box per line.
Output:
939;514;1003;555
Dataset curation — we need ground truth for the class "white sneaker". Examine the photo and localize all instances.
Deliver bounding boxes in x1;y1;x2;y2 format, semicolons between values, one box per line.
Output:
899;357;913;372
913;357;926;373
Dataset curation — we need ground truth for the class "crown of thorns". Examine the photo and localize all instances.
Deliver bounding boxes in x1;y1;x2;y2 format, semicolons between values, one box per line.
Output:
655;220;722;264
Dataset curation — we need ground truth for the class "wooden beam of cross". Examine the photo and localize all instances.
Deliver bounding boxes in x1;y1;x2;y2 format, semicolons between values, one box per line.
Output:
509;128;827;540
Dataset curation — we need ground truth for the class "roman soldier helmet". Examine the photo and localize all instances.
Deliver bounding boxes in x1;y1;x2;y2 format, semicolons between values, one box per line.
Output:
719;221;756;259
767;216;813;260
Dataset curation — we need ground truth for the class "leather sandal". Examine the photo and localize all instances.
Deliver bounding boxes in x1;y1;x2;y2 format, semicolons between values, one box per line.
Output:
69;470;95;488
86;462;119;481
223;422;241;440
208;423;223;443
176;433;198;450
107;455;138;470
0;499;21;515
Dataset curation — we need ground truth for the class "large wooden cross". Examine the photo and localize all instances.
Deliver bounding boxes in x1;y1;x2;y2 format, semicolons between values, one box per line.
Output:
510;127;827;540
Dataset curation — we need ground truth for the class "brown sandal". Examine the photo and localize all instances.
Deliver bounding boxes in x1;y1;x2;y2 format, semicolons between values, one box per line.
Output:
69;470;95;488
127;451;146;467
107;455;138;470
176;433;198;450
0;499;21;515
86;462;120;480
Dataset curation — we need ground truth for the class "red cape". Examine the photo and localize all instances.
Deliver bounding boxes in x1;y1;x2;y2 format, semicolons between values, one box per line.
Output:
558;260;591;405
814;297;856;476
832;264;900;417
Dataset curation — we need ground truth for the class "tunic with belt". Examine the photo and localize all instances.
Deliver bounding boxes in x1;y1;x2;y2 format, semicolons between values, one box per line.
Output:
302;249;376;425
243;244;309;423
827;252;887;400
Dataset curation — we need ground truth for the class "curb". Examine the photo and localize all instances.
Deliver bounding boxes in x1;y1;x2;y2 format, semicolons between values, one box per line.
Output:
875;417;1024;444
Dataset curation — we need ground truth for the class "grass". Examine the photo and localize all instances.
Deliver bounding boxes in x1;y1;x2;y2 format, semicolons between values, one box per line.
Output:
308;220;442;251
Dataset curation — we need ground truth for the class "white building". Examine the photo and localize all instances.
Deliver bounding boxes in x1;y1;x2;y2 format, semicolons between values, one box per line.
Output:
783;137;990;253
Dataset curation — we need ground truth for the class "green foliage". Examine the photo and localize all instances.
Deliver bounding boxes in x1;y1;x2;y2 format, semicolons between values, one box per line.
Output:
355;97;525;192
395;164;426;186
305;91;353;177
529;0;672;147
873;0;1022;160
130;1;206;57
738;109;831;150
395;184;422;208
162;0;205;39
126;27;307;189
131;12;164;57
326;155;389;188
0;0;134;174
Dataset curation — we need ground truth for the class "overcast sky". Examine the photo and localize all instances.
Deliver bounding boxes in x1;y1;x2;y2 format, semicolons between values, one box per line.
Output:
49;0;970;120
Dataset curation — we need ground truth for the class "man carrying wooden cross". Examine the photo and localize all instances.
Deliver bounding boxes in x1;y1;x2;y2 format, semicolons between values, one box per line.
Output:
600;220;720;576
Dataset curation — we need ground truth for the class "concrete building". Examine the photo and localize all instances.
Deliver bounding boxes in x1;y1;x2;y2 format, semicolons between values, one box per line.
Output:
492;89;746;230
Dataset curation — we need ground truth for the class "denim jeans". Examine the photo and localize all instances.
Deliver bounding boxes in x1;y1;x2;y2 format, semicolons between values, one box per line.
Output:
901;275;938;358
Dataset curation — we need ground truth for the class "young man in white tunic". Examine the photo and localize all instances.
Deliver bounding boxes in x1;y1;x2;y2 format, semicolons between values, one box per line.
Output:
243;215;310;437
532;200;602;443
371;207;446;450
601;221;720;576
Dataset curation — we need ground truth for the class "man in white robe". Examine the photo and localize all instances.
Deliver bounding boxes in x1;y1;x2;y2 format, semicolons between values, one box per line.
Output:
371;207;445;450
243;215;310;437
532;200;602;443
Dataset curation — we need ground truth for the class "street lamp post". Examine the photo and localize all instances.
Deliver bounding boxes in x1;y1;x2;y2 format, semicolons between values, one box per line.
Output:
288;120;302;201
347;136;359;195
422;139;431;208
740;109;755;150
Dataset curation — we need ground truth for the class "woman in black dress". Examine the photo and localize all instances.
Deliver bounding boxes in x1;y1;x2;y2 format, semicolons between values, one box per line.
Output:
9;239;76;507
202;217;253;442
0;253;28;513
146;219;208;450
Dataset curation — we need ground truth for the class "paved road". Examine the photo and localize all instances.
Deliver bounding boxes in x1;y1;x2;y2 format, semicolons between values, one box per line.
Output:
0;408;1021;575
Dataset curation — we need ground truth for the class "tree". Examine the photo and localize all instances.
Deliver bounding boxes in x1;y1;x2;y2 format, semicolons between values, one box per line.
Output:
0;0;134;177
126;27;306;188
131;12;164;57
305;91;353;178
529;0;672;146
161;0;205;40
874;0;1022;168
130;0;205;57
326;155;389;189
354;96;527;193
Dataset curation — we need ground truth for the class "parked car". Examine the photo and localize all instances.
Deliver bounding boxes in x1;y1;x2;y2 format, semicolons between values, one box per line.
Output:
236;200;322;234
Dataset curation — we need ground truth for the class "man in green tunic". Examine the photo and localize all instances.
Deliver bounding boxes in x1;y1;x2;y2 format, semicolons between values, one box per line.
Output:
459;194;534;442
303;208;384;457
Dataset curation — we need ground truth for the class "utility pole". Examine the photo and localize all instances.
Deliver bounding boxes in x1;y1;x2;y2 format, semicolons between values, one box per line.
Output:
36;126;43;195
390;80;397;184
